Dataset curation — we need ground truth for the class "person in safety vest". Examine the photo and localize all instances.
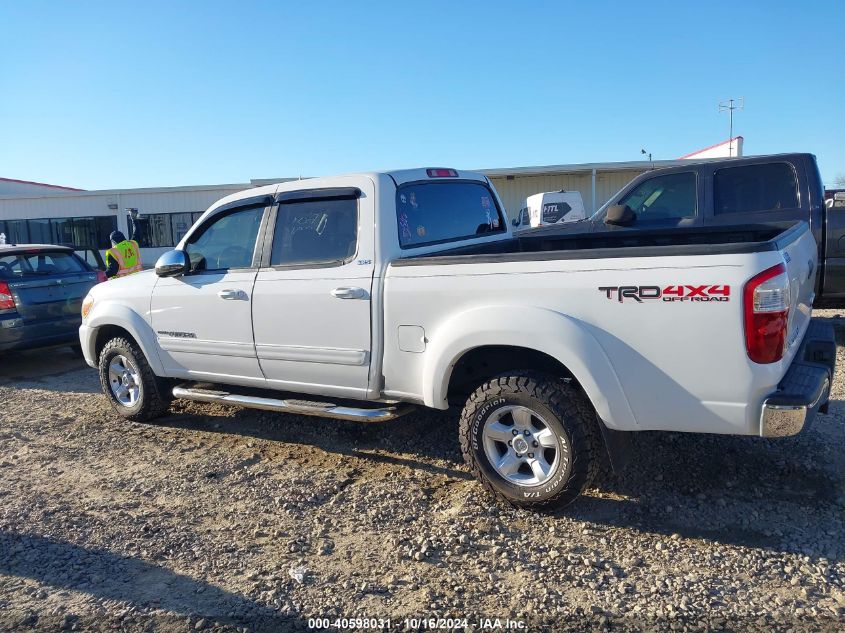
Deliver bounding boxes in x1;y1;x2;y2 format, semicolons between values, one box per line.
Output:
105;230;143;279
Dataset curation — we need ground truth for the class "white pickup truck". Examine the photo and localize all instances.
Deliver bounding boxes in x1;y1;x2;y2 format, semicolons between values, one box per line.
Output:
79;168;836;510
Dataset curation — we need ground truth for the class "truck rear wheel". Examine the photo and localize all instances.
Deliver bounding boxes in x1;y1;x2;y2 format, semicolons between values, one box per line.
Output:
459;373;600;510
98;336;171;422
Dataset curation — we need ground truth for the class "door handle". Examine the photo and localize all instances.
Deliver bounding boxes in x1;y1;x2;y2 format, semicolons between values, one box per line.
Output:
331;286;367;300
218;289;246;300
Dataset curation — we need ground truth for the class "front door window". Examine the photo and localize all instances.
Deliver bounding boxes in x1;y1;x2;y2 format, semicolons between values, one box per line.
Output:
185;206;264;272
619;172;697;222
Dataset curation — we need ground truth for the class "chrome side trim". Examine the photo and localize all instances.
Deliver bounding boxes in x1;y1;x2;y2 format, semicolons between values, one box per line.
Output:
172;386;413;422
255;343;368;366
158;338;255;357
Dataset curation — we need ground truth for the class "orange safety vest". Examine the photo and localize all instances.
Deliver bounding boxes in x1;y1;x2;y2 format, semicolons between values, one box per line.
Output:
106;240;143;278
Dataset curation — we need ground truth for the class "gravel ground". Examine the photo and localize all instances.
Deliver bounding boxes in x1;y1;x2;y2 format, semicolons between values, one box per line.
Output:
1;315;844;632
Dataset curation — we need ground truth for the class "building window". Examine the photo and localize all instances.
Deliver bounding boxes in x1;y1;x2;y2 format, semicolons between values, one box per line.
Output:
3;220;29;244
134;214;174;248
52;216;117;249
169;213;194;244
27;218;52;243
134;212;202;247
0;216;117;248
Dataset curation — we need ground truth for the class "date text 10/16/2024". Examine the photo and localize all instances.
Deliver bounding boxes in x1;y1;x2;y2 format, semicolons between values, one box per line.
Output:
307;617;527;630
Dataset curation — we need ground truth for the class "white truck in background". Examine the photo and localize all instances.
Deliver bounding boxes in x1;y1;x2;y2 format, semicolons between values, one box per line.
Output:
79;167;835;510
512;190;587;231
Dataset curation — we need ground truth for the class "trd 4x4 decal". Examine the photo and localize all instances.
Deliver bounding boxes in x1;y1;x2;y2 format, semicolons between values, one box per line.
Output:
598;285;730;303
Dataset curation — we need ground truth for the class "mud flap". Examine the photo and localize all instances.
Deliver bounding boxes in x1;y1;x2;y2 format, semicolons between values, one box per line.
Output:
597;420;632;473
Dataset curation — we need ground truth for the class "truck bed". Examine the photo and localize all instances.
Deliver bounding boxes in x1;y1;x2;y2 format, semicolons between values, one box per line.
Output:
392;221;802;266
383;218;819;437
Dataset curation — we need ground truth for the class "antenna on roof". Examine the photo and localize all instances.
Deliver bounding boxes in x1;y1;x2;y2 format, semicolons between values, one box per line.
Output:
718;97;744;157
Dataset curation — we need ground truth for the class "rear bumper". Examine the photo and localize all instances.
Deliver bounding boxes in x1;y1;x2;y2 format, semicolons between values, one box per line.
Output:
760;320;836;437
0;314;82;352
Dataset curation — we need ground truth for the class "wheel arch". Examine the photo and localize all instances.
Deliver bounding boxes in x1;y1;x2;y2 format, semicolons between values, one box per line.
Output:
423;306;638;431
86;304;165;376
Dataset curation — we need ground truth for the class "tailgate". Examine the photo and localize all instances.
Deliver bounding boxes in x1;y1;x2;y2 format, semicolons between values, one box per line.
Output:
781;223;817;353
8;272;98;322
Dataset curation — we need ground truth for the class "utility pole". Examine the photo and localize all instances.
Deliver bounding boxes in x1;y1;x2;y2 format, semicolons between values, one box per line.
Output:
718;97;744;157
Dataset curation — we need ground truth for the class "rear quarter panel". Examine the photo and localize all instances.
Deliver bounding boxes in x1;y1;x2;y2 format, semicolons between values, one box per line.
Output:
384;249;800;435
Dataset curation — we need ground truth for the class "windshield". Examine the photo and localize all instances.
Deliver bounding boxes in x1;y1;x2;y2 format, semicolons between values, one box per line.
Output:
396;182;505;248
589;199;615;222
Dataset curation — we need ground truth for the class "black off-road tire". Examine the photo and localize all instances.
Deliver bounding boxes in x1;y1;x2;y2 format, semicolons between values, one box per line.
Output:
98;336;172;422
459;373;602;510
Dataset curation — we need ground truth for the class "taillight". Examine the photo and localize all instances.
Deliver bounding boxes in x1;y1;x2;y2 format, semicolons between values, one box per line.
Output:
743;263;790;363
0;281;15;312
96;270;107;283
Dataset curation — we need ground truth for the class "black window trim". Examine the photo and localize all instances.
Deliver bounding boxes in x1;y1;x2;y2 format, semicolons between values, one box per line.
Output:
396;179;507;250
275;187;361;205
712;160;801;216
181;201;273;275
618;170;699;222
259;194;361;271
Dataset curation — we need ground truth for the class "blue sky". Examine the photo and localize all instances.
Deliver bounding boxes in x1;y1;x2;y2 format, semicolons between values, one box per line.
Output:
1;1;843;190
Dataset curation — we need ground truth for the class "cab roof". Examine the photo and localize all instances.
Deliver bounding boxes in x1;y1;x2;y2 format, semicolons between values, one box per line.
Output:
205;168;489;215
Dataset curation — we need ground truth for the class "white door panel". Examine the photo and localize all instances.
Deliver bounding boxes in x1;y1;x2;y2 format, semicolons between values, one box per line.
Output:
252;272;373;396
150;202;268;383
151;271;263;380
252;179;375;398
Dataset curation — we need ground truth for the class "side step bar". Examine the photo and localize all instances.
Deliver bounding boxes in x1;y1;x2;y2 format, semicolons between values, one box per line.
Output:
172;386;414;422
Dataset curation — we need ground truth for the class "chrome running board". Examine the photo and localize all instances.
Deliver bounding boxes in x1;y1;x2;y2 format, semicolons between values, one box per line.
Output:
172;386;414;422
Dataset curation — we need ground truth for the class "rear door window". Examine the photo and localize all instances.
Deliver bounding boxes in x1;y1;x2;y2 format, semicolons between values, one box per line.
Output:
270;198;358;266
396;182;505;248
714;163;799;215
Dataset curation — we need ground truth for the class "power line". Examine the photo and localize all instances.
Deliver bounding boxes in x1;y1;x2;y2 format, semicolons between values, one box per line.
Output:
718;97;744;157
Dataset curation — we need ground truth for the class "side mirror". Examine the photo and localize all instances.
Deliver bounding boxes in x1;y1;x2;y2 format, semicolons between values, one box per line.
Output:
512;217;520;227
604;204;636;227
155;250;189;277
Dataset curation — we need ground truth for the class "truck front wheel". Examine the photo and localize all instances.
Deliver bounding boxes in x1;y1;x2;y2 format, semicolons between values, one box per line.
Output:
459;373;600;510
98;336;172;422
